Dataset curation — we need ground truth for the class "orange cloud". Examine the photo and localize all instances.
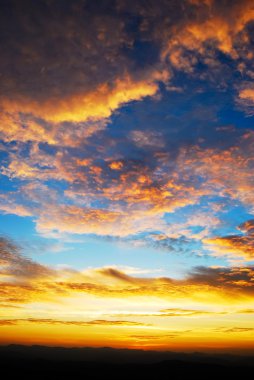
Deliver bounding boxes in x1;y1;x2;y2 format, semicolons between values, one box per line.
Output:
3;133;249;239
1;76;159;124
1;236;254;349
0;77;160;151
0;197;32;217
109;161;123;170
1;236;254;307
238;87;254;115
2;0;254;244
2;127;254;241
1;142;213;237
0;113;56;145
36;205;122;236
162;0;254;72
239;88;254;102
204;220;254;261
0;318;148;327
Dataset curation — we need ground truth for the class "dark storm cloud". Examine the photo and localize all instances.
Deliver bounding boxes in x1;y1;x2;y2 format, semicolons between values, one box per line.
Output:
0;0;132;99
0;0;168;126
1;0;253;115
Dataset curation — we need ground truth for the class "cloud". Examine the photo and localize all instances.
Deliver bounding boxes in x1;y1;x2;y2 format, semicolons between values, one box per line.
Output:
187;265;254;290
1;125;254;246
35;205;124;236
108;308;221;318
0;236;54;280
0;0;170;150
0;320;18;326
0;234;254;348
171;132;254;216
0;318;148;327
0;114;108;147
237;86;254;116
108;161;124;170
1;142;210;238
161;0;254;71
216;326;254;333
2;0;254;246
204;219;254;261
129;330;191;340
158;308;213;317
1;76;159;124
96;268;137;284
1;0;254;149
1;236;254;308
130;130;165;148
237;309;254;314
1;0;254;348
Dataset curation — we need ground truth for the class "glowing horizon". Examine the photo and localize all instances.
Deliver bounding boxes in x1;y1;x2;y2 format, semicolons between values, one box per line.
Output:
0;0;254;353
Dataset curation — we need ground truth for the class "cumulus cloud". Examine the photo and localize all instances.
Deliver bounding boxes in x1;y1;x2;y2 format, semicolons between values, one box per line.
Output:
1;0;254;147
0;138;252;256
0;0;170;151
1;0;254;246
0;141;211;237
1;123;254;251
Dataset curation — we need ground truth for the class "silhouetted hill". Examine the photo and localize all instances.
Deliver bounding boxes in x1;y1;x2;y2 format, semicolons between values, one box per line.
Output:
0;345;253;379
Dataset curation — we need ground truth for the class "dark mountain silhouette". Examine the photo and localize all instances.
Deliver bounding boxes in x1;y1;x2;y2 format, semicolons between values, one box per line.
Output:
0;344;253;379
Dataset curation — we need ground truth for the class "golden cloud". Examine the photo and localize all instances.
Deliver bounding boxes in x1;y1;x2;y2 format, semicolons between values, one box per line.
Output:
162;0;254;70
1;131;254;240
204;219;254;261
0;236;253;348
1;237;254;310
1;76;159;124
0;318;148;327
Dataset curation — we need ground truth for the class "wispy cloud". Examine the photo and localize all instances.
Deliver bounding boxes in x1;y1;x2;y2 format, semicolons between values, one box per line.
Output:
1;237;254;313
204;219;254;261
0;318;149;327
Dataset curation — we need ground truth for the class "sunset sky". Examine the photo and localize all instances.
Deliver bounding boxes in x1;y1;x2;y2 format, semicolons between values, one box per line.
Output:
1;0;254;353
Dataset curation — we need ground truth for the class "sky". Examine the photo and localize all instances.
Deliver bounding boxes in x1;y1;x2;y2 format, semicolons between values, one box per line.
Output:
0;0;254;353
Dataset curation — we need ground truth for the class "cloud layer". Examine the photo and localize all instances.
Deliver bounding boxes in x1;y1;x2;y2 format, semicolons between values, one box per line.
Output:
1;0;254;349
